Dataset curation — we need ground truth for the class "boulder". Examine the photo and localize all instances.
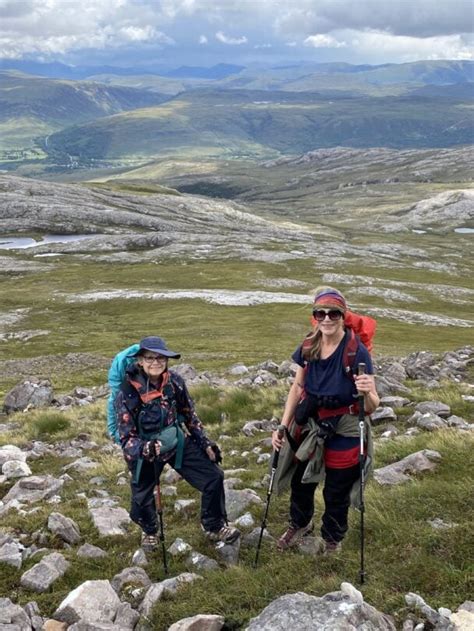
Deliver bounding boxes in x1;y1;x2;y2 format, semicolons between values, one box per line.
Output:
47;512;81;544
245;587;396;630
89;506;131;536
53;580;121;625
415;401;451;417
0;445;27;468
374;450;442;485
139;573;203;618
168;614;225;631
3;379;54;414
0;597;31;630
20;552;69;592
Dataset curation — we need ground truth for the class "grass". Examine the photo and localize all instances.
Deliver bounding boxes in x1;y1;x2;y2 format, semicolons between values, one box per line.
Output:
0;391;472;628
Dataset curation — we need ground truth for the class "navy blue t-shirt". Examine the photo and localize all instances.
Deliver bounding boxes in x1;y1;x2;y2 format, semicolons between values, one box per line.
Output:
292;330;373;407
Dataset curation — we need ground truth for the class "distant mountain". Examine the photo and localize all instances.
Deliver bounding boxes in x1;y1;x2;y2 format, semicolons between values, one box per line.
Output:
0;59;168;80
44;88;474;162
164;63;245;79
0;71;170;150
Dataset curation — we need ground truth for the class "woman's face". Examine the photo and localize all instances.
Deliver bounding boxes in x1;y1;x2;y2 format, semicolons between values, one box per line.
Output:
313;308;345;337
137;352;168;380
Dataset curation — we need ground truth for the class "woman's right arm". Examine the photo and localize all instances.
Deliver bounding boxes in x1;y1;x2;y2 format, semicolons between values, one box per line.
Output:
116;391;142;464
272;365;305;450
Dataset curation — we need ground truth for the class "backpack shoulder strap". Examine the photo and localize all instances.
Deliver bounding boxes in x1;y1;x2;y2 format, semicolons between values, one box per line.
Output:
342;328;360;377
120;379;142;424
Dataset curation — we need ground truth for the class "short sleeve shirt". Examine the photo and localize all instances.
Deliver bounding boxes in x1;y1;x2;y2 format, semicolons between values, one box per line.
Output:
292;330;373;407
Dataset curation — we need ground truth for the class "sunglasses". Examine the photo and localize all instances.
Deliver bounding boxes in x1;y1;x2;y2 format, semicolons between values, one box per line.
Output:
141;354;167;364
312;309;344;322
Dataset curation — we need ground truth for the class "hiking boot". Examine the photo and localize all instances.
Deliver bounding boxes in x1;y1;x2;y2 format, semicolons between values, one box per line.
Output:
324;540;342;555
203;524;241;544
141;533;159;552
277;522;314;551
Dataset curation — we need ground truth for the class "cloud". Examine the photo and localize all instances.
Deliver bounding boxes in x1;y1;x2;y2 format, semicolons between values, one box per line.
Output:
215;31;247;45
198;35;208;44
304;34;347;49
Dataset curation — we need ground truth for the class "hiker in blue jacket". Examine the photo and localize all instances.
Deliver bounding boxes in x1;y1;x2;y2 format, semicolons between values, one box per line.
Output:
271;287;379;553
114;336;240;551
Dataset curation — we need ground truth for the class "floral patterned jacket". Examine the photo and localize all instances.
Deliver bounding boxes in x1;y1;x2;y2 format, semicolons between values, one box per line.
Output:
115;366;212;466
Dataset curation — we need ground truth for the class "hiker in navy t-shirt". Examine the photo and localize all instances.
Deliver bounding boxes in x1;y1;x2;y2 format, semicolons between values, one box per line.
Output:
272;287;379;553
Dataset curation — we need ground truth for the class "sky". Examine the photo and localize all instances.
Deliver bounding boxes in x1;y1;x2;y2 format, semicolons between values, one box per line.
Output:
0;0;473;69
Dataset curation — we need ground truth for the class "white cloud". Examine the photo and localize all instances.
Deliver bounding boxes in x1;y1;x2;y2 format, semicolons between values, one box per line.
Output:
198;35;208;44
304;34;347;49
349;29;474;62
215;31;247;45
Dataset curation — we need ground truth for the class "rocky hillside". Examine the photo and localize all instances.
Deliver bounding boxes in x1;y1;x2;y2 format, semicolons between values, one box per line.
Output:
0;346;473;629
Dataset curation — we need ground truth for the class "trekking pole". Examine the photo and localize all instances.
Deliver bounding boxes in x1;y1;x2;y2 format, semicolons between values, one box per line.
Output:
153;462;169;575
357;362;367;585
254;424;285;568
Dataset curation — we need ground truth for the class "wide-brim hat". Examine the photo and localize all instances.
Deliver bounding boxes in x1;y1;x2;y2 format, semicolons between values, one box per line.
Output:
129;336;181;359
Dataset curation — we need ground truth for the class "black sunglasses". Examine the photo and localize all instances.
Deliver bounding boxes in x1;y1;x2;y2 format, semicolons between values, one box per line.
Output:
313;309;344;322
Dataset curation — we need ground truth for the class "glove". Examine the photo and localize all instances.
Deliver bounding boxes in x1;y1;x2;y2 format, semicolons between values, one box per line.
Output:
142;440;161;461
210;443;222;464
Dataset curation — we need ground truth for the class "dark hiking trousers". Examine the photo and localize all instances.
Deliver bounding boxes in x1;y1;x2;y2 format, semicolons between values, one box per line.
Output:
289;460;360;544
130;437;226;535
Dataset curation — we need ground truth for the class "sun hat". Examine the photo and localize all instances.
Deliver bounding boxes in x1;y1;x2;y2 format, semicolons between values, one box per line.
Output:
129;336;181;359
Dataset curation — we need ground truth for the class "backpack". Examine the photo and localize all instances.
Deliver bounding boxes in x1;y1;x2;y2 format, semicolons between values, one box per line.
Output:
107;343;140;443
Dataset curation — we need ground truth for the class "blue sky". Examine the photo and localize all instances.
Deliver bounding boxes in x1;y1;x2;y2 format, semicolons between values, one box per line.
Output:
0;0;472;69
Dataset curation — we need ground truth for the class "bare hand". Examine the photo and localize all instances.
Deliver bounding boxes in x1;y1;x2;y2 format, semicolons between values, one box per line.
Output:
354;374;375;395
271;427;285;451
206;445;216;462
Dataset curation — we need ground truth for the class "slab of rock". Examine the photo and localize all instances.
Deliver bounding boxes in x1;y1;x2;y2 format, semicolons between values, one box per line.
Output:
415;401;451;417
168;614;225;631
0;541;23;568
174;499;197;516
411;411;448;431
111;567;151;593
1;475;64;510
245;588;396;630
242;420;278;436
380;396;410;408
0;597;32;629
47;512;81;544
0;445;27;467
225;488;263;521
2;459;32;479
89;506;131;536
215;538;241;566
374;450;442;485
53;580;121;625
370;407;397;425
185;551;219;572
168;538;193;556
20;552;69;592
77;543;107;558
3;379;53;414
139;573;203;618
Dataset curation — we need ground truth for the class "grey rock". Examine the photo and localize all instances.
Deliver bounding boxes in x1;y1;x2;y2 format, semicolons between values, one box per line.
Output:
405;352;438;380
242;419;278;436
414;412;448;431
380;396;410;408
242;527;273;547
139;573;203;617
62;457;98;473
446;415;471;429
371;407;397;425
0;597;31;630
228;364;249;376
89;506;131;536
20;552;69;592
374;450;442;485
245;589;396;630
415;401;451;417
47;512;81;544
2;461;32;480
224;488;264;521
0;445;27;468
24;601;43;631
53;580;121;625
234;512;255;528
3;380;53;414
428;518;459;530
215;538;241;566
161;485;177;496
77;543;107;558
185;551;219;572
375;375;411;397
405;592;449;627
0;542;23;568
257;453;271;464
113;602;140;629
168;614;225;631
168;538;193;556
131;548;149;567
111;567;151;593
1;476;64;516
174;499;197;516
162;467;182;484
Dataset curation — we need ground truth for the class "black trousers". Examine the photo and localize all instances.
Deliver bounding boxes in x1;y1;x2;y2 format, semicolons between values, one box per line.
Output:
129;438;226;535
289;460;360;543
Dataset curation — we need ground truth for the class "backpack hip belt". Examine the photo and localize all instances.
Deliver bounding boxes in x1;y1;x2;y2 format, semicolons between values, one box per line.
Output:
318;403;359;419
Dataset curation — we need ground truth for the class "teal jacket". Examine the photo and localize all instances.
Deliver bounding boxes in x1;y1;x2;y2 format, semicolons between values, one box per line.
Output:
107;343;140;443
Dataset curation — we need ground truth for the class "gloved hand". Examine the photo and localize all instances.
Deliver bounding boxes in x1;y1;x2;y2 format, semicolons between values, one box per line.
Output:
206;443;222;464
142;440;161;461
